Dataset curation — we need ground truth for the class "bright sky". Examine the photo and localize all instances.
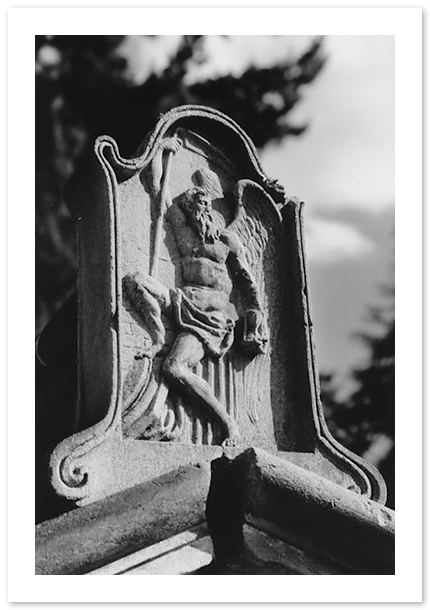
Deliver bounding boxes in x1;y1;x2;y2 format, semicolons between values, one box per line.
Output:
269;36;395;211
260;36;395;376
122;34;395;377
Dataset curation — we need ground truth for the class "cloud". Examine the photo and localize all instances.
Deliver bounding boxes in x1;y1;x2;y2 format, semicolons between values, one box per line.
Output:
261;35;394;212
304;217;374;265
115;36;182;85
184;35;314;84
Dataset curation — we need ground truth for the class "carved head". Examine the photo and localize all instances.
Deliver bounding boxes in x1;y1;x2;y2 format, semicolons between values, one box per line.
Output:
181;186;213;215
180;187;220;243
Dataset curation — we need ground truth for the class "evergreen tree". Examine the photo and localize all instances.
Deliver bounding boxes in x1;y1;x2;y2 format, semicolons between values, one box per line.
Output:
321;291;395;508
35;35;325;333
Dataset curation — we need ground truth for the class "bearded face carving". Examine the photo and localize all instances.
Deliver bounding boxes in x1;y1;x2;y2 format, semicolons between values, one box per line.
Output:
179;187;222;244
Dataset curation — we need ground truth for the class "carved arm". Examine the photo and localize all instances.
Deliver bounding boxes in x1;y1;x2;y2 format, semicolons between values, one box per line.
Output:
223;232;268;355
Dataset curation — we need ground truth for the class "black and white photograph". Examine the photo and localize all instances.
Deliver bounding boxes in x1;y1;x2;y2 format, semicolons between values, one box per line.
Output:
7;5;422;603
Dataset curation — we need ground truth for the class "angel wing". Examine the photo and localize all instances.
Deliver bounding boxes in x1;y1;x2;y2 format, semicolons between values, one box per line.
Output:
226;179;283;425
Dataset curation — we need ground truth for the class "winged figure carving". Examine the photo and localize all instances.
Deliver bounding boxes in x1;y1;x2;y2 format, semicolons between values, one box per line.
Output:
121;135;281;446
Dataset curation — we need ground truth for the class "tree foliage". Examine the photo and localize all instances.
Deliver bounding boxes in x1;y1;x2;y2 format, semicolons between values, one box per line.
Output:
35;35;325;333
321;292;395;508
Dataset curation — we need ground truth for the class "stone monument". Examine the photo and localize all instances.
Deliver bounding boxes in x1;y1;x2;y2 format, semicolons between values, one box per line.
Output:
36;106;393;575
39;104;386;505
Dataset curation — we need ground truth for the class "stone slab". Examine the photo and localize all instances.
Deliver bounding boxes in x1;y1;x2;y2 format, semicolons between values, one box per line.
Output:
87;520;351;576
88;524;213;575
206;448;395;575
35;462;210;575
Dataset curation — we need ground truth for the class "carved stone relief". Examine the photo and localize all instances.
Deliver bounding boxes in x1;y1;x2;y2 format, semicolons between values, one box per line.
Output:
46;105;387;506
120;131;284;450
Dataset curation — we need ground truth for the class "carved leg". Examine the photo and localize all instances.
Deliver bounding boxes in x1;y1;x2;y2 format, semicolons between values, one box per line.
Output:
123;272;170;349
124;271;171;311
162;332;240;446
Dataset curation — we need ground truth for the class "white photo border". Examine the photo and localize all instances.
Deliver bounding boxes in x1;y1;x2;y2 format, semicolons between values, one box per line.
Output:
8;5;422;603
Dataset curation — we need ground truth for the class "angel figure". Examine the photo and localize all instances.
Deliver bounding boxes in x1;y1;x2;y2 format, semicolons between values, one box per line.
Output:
123;165;269;446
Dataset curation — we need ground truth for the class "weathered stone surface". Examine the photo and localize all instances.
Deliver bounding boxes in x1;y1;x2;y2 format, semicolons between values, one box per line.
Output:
35;462;210;575
36;105;386;514
205;448;395;575
88;524;213;575
87;521;353;575
194;523;355;575
36;448;393;576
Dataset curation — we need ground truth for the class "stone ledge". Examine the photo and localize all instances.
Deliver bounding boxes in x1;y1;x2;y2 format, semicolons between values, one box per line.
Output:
87;524;213;575
206;448;395;575
35;461;211;575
